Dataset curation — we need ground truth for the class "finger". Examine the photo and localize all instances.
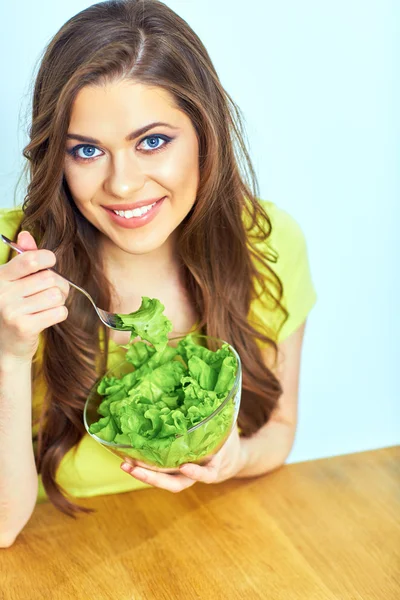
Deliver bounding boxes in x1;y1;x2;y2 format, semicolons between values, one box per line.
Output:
27;287;67;313
3;287;66;319
9;306;68;337
11;269;70;300
28;306;69;332
179;462;218;484
17;230;38;251
2;249;56;281
121;464;196;493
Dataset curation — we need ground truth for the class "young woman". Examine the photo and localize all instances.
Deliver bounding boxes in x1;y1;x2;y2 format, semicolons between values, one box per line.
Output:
0;0;316;546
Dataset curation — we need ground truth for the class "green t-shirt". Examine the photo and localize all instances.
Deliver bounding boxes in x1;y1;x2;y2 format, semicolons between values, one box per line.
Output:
0;200;316;502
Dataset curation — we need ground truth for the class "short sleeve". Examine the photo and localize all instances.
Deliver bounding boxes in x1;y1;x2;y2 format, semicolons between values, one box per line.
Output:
0;207;23;265
273;208;317;342
248;200;317;344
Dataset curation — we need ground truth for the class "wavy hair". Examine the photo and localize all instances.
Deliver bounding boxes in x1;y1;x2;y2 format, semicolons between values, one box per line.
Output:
13;0;287;516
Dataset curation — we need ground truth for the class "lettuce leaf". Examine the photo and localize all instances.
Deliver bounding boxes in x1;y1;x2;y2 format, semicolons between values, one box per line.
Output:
89;325;239;468
187;356;218;391
125;341;156;367
115;297;173;351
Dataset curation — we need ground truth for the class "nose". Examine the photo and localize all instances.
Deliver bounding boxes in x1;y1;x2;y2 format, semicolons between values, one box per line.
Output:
103;152;145;198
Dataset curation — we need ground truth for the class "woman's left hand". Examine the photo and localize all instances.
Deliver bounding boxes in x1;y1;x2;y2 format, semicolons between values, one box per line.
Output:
120;423;247;493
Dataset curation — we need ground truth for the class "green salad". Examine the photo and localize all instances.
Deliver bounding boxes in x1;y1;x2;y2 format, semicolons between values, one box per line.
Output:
88;297;239;468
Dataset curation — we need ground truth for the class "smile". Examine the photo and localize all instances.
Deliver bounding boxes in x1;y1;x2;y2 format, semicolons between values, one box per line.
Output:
113;203;157;219
104;196;166;229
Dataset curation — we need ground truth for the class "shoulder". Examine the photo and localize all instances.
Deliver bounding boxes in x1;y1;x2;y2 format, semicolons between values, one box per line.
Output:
248;198;311;283
0;206;24;265
252;199;307;274
257;199;307;254
248;199;317;343
0;206;24;231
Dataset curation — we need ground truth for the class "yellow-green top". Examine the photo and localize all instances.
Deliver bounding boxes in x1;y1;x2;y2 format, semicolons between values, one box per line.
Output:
0;200;317;502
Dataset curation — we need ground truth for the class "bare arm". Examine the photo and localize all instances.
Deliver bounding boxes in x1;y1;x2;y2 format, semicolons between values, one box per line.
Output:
120;321;308;491
0;231;69;547
0;357;38;548
235;321;306;478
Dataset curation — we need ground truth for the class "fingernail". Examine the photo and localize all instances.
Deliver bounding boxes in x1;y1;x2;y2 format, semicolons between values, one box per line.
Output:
120;463;132;473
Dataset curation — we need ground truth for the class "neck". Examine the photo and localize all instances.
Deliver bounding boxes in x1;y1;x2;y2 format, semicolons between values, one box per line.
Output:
99;231;184;311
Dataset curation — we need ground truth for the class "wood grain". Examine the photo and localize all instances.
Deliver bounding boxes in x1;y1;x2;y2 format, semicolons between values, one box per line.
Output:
1;446;399;600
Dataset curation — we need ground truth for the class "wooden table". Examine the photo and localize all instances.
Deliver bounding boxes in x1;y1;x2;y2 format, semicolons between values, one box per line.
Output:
1;446;399;600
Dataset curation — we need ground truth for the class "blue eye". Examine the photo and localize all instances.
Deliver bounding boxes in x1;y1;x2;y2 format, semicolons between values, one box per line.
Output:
139;135;171;152
78;146;101;158
66;134;173;163
68;145;102;161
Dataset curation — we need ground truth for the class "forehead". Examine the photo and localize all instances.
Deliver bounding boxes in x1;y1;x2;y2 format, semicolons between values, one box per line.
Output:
68;80;184;136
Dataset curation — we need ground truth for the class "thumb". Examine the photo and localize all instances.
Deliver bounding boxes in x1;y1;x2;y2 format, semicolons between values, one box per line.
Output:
17;230;38;251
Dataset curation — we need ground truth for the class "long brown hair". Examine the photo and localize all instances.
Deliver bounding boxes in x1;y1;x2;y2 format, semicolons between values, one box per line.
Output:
14;0;287;516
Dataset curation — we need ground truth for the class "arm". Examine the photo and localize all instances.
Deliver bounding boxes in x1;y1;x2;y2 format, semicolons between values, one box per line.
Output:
0;357;38;548
0;231;70;547
120;321;308;490
235;320;306;478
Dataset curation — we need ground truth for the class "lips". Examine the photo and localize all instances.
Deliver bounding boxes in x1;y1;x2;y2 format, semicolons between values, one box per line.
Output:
103;196;166;211
103;196;165;229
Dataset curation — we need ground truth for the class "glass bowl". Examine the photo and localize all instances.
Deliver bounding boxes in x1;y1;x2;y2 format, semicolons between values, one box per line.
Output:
83;335;242;474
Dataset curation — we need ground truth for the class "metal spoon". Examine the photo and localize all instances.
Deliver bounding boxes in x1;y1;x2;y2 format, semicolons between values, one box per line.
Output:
1;233;127;331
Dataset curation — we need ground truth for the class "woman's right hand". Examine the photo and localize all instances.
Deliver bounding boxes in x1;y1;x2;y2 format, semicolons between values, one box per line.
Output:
0;230;70;363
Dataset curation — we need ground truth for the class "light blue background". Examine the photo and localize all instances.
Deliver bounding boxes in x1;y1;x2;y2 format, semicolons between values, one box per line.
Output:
1;1;398;461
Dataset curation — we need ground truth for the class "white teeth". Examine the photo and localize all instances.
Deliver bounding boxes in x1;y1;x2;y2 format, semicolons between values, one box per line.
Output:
113;202;156;218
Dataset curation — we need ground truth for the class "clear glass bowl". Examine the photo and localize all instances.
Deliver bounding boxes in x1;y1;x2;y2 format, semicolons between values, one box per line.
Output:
83;335;242;474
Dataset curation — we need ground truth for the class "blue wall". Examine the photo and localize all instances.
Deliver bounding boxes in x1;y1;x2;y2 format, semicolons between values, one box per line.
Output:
1;0;398;460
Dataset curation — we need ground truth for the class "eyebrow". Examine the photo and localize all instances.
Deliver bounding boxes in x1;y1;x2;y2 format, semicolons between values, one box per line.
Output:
66;121;179;144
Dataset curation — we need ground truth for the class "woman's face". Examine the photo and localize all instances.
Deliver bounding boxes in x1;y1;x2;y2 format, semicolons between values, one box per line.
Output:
63;80;199;255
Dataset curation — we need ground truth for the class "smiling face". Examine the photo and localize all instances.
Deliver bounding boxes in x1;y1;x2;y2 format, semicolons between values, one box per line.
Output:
63;80;200;256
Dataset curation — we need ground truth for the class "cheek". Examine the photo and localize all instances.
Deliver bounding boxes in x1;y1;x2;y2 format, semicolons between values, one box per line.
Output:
155;139;199;196
64;163;100;205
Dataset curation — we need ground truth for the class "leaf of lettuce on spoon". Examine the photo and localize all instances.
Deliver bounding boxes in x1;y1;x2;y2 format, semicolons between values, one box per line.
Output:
115;297;173;351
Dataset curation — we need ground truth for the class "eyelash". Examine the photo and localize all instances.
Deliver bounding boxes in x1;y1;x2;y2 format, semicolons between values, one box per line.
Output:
66;134;173;163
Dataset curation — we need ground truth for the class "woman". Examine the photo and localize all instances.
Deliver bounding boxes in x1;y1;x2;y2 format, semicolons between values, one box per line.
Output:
0;0;316;546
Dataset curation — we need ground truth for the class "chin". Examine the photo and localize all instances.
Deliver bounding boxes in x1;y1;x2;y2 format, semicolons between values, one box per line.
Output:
117;231;173;255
